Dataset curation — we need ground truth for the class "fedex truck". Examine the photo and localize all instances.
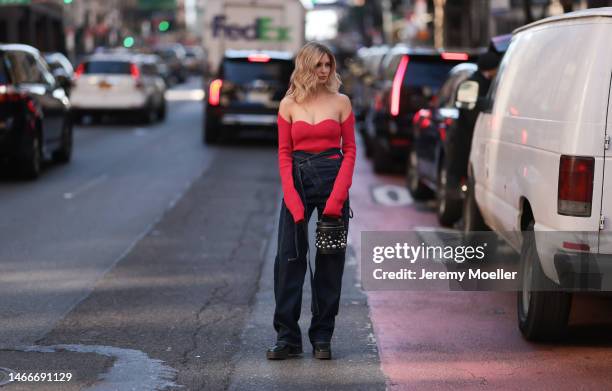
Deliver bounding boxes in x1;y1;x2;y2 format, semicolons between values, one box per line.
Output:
203;0;306;75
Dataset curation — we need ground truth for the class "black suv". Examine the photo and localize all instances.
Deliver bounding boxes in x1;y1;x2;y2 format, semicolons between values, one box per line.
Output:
203;50;293;144
0;44;73;179
408;62;478;226
364;46;477;173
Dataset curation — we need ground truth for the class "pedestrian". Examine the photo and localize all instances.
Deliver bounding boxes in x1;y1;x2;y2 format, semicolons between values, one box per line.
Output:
267;42;356;361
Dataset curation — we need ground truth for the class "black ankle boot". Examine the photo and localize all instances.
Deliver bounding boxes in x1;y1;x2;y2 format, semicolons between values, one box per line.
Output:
266;341;303;360
312;341;331;360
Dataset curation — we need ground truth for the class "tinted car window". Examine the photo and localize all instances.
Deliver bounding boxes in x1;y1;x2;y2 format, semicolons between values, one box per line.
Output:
25;53;45;84
222;59;292;85
403;59;458;89
84;61;132;74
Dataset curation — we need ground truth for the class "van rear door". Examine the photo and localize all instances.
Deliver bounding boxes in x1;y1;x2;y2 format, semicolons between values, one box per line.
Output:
599;72;612;253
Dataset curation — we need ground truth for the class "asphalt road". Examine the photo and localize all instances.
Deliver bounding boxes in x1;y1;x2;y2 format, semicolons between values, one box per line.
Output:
0;79;213;349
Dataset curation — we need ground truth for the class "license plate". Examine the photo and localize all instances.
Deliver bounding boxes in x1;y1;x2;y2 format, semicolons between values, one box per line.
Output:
98;81;112;89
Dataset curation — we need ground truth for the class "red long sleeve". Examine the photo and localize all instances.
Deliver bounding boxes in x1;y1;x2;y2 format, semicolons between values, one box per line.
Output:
277;114;305;223
277;111;356;221
323;112;356;217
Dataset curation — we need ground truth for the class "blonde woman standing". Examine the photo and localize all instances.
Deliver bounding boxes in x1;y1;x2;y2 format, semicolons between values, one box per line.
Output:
267;42;356;361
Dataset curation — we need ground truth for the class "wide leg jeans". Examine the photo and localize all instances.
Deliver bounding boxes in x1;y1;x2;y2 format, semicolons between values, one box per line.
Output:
273;149;350;346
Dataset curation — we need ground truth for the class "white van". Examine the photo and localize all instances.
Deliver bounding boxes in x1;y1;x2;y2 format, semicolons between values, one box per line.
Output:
462;8;612;341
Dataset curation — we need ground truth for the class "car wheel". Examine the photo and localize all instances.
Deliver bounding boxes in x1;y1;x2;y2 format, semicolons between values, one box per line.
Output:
52;119;73;164
140;105;156;125
21;132;42;179
203;117;220;144
406;149;432;200
157;99;167;121
517;221;571;341
437;161;462;226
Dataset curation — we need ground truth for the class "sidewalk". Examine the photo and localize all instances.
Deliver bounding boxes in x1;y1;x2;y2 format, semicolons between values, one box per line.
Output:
227;196;386;391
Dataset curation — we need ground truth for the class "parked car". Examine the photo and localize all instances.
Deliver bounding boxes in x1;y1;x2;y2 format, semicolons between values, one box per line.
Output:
43;52;74;96
203;50;293;144
461;9;612;341
363;46;477;173
408;62;478;226
0;44;72;178
184;45;205;75
71;54;166;124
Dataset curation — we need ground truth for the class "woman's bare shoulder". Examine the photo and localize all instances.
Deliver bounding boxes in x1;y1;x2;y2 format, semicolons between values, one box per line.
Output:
333;93;352;118
279;96;295;121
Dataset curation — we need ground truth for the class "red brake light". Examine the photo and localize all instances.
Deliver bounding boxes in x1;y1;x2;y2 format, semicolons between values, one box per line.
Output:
209;79;223;106
130;63;140;80
75;64;85;79
0;85;26;103
248;54;270;63
390;55;409;117
558;155;594;217
441;52;468;61
438;124;446;141
374;92;384;111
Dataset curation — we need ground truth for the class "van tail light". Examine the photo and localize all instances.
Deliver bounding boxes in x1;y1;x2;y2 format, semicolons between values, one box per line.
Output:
74;64;85;79
558;155;594;217
390;55;409;117
209;79;223;106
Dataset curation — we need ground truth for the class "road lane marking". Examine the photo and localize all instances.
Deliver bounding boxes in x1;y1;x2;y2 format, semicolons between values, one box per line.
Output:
371;184;413;206
63;175;108;200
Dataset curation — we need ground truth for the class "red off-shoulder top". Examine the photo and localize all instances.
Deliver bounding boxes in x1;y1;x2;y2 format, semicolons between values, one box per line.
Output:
277;112;356;223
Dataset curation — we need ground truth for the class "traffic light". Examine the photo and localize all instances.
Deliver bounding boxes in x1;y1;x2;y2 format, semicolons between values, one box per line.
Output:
158;21;170;32
123;36;135;48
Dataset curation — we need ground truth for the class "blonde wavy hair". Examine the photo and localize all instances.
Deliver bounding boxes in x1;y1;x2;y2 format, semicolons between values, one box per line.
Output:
286;42;342;103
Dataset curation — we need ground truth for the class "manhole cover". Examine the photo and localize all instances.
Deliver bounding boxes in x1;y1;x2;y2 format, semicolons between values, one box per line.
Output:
0;367;15;386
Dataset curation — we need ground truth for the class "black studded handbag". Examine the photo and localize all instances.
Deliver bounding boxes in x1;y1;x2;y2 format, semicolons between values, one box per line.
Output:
315;217;347;254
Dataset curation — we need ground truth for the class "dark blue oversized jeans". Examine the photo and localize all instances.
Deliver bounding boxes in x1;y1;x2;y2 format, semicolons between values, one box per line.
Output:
273;148;350;346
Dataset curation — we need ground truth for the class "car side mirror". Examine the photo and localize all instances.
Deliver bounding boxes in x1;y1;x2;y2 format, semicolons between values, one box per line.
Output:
455;80;479;110
52;68;71;89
